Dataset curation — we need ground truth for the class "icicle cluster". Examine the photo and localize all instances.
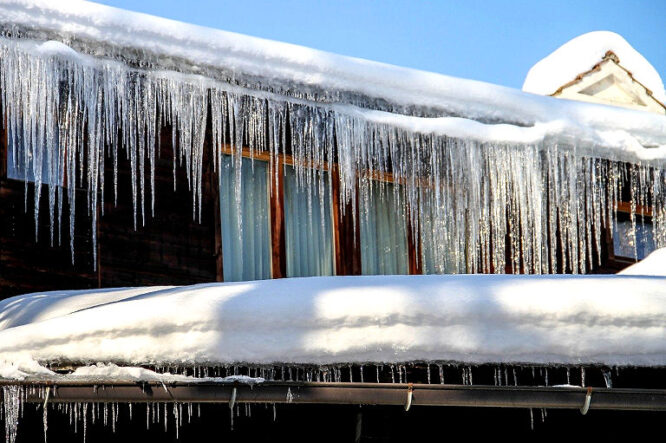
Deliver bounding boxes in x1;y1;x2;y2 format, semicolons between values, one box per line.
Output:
1;36;664;272
0;363;633;441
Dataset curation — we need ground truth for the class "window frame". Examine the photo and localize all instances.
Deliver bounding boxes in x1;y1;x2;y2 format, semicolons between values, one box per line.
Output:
607;201;655;264
217;143;422;280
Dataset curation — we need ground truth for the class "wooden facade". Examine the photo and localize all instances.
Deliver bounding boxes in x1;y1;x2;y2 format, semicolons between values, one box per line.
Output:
0;104;646;298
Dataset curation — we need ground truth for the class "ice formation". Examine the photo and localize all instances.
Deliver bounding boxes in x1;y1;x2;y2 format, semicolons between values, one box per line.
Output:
1;32;666;274
0;2;666;276
523;31;666;103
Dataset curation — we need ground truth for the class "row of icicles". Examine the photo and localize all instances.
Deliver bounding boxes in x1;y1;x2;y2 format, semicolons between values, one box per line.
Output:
1;36;664;275
2;363;619;442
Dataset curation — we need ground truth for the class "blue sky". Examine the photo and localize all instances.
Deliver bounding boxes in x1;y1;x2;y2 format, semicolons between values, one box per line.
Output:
95;0;665;90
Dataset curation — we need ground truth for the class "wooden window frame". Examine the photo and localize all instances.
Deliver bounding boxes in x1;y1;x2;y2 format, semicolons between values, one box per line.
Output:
218;144;421;280
604;201;654;270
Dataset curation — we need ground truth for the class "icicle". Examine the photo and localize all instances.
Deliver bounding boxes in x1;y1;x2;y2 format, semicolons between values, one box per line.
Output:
82;403;87;443
42;397;48;443
2;35;665;277
2;385;23;443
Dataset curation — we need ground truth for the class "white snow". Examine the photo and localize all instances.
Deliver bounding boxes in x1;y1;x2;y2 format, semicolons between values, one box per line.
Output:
0;359;265;384
523;31;666;103
1;272;666;377
0;0;665;144
0;2;666;280
618;248;666;276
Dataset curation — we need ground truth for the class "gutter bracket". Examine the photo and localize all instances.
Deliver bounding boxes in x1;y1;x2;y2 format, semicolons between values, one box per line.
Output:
404;383;413;411
580;387;592;415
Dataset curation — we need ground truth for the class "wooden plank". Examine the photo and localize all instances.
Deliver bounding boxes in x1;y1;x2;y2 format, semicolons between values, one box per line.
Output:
615;201;652;217
98;124;218;288
331;168;361;275
0;180;97;298
204;115;224;282
406;209;422;275
0;111;7;181
270;157;286;278
219;143;403;184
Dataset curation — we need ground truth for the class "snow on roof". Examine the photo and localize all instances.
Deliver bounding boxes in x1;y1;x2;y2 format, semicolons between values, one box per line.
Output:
1;0;665;151
523;31;666;103
1;272;666;376
618;248;666;276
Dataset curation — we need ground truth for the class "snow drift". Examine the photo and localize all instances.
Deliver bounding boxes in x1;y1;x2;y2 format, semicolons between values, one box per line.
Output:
1;273;666;371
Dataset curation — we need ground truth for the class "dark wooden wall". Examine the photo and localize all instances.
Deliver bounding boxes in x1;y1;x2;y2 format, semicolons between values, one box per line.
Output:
0;119;98;297
98;127;219;287
0;113;633;299
0;121;219;298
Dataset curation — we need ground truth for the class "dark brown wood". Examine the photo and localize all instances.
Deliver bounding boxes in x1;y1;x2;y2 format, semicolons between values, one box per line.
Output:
0;113;6;181
97;125;219;287
270;157;286;278
96;203;101;288
0;180;98;298
331;166;343;274
406;208;422;275
211;162;223;282
331;167;361;275
615;201;652;217
205;115;224;282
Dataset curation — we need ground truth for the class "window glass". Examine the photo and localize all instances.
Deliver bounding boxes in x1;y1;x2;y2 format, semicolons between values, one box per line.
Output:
284;166;335;277
613;216;655;260
219;155;271;281
360;181;408;275
7;130;63;185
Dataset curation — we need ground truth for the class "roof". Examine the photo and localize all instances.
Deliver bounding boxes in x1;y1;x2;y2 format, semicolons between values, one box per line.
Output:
523;31;666;103
2;256;666;373
0;0;665;159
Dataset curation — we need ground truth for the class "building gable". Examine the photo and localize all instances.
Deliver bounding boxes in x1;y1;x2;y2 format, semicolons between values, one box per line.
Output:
552;51;666;114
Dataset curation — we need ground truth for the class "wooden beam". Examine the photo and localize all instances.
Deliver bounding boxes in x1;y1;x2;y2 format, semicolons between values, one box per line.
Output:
406;211;422;275
270;157;286;278
219;144;402;184
331;167;361;275
615;201;652;218
0;111;7;181
204;107;224;282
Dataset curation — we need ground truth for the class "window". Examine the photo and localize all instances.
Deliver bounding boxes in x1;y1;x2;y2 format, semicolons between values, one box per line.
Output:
219;155;271;281
284;166;335;277
613;213;655;260
6;129;63;185
360;181;409;275
217;149;415;281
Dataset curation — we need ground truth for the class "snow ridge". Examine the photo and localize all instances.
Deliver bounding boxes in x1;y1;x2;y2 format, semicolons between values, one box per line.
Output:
1;275;666;369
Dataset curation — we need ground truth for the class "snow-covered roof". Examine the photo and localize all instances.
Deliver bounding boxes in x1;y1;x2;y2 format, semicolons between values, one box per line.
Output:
523;31;666;104
1;269;666;376
1;0;665;152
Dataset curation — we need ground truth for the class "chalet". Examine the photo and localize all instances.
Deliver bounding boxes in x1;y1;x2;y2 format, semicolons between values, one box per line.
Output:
1;2;666;441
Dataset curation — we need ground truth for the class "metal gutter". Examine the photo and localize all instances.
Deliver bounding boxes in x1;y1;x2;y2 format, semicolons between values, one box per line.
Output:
3;381;666;411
